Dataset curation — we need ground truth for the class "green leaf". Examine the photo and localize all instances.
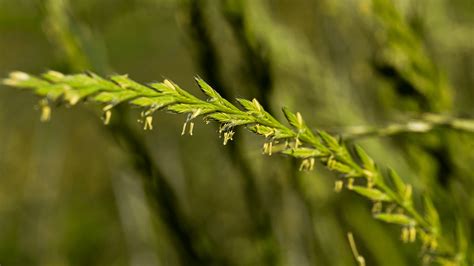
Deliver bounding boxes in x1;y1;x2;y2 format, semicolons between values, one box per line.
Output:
272;129;294;139
388;168;406;197
195;77;219;99
248;124;275;137
318;131;340;151
195;77;235;110
206;113;252;125
35;84;68;100
282;147;322;158
111;75;158;96
130;95;176;108
88;72;122;91
163;79;196;99
41;70;66;82
94;90;138;103
167;103;214;115
63;86;99;105
58;73;98;87
237;98;258;113
423;196;440;232
282;107;303;130
149;82;177;94
3;72;50;88
354;145;375;171
350;186;392;202
374;213;414;226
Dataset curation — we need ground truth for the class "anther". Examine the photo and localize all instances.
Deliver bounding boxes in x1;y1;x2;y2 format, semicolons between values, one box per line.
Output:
144;116;153;130
39;99;51;122
223;131;234;145
181;122;187;136
102;104;113;125
401;227;409;243
335;180;344;193
189;122;194;136
408;226;416;242
347;178;354;190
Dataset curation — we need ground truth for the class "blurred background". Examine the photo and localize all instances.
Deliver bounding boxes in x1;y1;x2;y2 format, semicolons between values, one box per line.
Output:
0;0;473;265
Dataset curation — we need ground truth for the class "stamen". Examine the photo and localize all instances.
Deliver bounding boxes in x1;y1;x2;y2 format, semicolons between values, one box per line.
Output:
39;99;51;122
144;116;153;130
401;227;409;243
347;178;354;190
223;131;234;145
335;180;344;193
181;122;187;136
408;226;416;242
102;104;113;125
189;122;194;136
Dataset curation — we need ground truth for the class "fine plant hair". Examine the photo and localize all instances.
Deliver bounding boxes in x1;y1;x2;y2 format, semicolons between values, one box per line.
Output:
3;71;469;266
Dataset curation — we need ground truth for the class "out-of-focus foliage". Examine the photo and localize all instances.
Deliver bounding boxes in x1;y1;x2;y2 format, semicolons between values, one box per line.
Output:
0;0;472;265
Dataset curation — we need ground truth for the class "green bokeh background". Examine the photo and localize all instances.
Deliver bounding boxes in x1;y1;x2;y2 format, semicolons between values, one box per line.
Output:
0;0;473;265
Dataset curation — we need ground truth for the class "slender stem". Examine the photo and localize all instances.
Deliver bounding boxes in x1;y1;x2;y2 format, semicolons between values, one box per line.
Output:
337;113;474;140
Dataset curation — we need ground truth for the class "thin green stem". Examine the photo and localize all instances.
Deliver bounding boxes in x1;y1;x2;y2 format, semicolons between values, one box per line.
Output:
336;113;474;140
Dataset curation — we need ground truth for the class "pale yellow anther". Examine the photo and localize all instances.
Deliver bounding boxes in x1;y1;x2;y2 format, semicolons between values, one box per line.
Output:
401;227;409;243
334;180;344;193
347;178;354;190
40;104;51;122
299;160;308;171
181;122;187;136
223;131;234;145
11;71;30;81
296;112;303;127
293;137;302;148
103;110;112;125
408;226;416;242
367;176;375;188
347;232;366;266
47;70;64;79
264;129;274;138
191;109;201;120
362;169;374;178
299;158;315;171
144;116;153;130
102;104;113;125
189;122;194;136
219;124;226;134
252;98;262;112
164;79;176;90
68;94;80;105
267;142;273;155
2;78;17;86
327;156;336;169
